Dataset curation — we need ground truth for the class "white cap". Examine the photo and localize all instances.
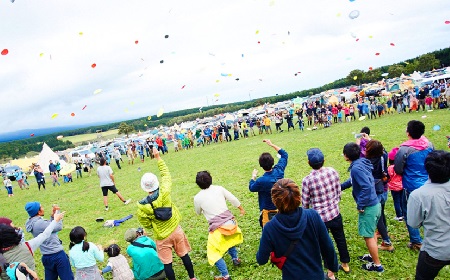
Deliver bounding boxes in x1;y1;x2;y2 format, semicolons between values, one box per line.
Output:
140;173;159;192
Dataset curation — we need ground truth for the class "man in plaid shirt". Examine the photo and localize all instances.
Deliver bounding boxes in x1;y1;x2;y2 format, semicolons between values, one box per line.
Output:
302;148;350;279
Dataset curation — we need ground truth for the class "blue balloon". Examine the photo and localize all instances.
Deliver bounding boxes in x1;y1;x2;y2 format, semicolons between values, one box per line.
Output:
433;125;440;131
220;73;228;77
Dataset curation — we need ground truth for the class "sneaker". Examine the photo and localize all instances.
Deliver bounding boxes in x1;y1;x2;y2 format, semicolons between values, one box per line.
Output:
324;272;338;280
232;258;241;266
407;243;422;250
379;242;395;252
214;276;231;280
339;264;351;274
393;217;404;222
361;262;384;272
378;241;395;253
105;206;109;211
358;254;373;262
124;199;132;205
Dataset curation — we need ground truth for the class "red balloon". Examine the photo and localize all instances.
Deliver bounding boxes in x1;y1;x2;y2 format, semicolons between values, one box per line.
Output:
1;49;8;55
390;43;395;46
82;105;87;110
355;38;359;42
71;113;75;117
257;41;260;44
135;40;139;44
181;85;185;89
30;133;35;137
91;63;96;68
445;21;450;24
369;67;373;71
375;52;380;56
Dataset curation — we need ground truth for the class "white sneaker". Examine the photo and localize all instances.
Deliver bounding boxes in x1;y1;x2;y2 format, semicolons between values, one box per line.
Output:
124;199;132;205
105;206;109;211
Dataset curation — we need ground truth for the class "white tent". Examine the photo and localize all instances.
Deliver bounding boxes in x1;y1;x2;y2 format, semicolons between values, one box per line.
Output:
35;143;66;173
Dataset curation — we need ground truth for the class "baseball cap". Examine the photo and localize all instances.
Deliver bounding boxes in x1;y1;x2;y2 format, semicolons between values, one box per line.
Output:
307;148;324;165
140;173;159;192
124;228;138;242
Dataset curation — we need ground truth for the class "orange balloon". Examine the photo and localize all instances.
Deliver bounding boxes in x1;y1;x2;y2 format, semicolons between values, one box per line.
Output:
71;113;75;117
91;63;96;68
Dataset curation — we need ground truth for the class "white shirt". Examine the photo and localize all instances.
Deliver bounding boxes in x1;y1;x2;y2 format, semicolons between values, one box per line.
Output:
194;185;240;222
97;165;114;186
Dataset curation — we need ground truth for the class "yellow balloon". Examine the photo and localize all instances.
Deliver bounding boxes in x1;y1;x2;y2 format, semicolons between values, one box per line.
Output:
228;74;232;77
39;53;44;57
144;124;147;127
51;113;58;119
216;80;220;83
93;89;102;94
214;93;220;97
353;76;358;80
157;108;164;118
369;35;373;38
79;32;83;36
256;30;259;34
336;13;341;17
147;116;152;120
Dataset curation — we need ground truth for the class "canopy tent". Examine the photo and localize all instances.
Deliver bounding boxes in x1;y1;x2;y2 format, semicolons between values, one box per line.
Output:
35;143;66;173
10;156;39;172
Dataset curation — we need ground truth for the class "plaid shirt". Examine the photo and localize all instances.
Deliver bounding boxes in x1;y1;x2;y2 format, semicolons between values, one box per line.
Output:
302;167;341;222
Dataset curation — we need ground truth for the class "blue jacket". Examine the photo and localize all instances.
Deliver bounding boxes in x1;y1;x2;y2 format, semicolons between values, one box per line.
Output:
394;140;434;193
341;158;378;210
48;163;56;173
127;236;163;280
256;208;338;280
249;149;288;211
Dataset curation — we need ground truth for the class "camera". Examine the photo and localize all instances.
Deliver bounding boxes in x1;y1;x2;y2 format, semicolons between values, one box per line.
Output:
136;227;144;235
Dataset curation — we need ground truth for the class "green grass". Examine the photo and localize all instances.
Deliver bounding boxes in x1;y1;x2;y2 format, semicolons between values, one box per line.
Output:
64;129;120;145
2;109;449;280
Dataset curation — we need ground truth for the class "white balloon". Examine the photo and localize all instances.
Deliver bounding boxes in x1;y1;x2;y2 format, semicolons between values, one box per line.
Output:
349;10;360;19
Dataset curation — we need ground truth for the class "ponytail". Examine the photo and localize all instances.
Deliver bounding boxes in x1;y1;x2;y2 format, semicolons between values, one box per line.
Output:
82;240;90;252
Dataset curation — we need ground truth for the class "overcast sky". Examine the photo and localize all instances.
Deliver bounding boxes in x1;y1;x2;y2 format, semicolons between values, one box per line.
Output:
1;0;449;133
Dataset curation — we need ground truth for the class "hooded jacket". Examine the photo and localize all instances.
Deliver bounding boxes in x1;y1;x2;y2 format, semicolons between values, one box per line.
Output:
256;208;338;280
25;216;63;255
394;136;434;192
137;159;182;240
341;158;379;210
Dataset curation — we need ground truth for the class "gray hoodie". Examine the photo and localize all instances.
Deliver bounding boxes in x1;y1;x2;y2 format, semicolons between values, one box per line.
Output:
25;216;63;255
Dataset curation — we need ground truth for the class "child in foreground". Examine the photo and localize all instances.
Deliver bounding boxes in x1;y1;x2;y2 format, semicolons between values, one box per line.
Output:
69;226;104;280
102;243;134;280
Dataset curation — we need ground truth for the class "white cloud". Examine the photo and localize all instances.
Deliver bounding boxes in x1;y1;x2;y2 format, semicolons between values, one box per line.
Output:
0;0;449;133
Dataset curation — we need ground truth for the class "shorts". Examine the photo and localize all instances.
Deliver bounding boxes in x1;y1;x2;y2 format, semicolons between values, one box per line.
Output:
358;203;381;238
156;225;191;264
101;185;118;196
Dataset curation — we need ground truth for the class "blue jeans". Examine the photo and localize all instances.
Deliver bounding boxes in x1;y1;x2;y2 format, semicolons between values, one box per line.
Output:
391;190;404;218
5;186;13;195
215;247;238;276
401;190;423;244
42;250;74;280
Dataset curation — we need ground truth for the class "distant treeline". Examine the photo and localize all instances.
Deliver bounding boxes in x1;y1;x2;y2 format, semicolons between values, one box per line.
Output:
1;47;448;160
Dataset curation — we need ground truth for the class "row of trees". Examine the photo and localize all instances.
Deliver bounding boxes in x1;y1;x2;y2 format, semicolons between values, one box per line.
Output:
1;48;448;159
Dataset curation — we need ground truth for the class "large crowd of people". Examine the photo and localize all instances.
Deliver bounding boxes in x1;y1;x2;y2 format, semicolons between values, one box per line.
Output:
1;118;449;280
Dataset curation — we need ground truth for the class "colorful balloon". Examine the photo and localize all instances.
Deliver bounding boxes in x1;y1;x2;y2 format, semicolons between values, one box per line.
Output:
390;43;395;46
30;133;35;137
375;52;380;56
82;105;87;110
220;73;228;77
135;40;139;44
91;63;96;68
160;60;164;63
181;85;185;89
349;10;360;19
445;21;450;24
40;53;44;57
147;116;152;120
79;32;83;35
51;113;59;119
433;125;440;131
165;35;169;38
353;76;358;80
71;113;75;117
256;30;259;34
1;49;8;55
93;89;102;94
56;135;63;140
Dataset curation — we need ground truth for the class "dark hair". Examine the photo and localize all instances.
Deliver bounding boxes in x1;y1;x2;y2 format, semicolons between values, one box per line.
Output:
104;244;121;258
309;161;324;170
69;226;89;252
365;140;384;159
407;120;425;139
195;171;212;189
425;150;450;184
0;224;21;252
389;159;394;165
100;158;106;166
259;153;274;171
343;142;361;161
271;178;301;213
360;126;370;135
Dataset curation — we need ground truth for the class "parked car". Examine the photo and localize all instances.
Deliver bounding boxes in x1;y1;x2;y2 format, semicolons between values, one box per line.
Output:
2;165;21;181
70;149;95;163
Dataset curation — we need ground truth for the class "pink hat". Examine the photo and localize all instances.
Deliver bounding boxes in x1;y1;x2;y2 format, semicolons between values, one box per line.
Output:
388;147;399;161
0;217;12;225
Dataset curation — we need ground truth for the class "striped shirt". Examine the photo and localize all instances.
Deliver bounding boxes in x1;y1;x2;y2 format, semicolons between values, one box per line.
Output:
302;167;341;222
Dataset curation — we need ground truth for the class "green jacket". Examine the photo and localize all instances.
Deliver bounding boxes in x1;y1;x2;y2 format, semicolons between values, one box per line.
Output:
126;236;163;280
137;159;182;240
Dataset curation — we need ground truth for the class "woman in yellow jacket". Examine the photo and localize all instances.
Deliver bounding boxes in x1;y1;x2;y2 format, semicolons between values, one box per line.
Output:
137;147;197;280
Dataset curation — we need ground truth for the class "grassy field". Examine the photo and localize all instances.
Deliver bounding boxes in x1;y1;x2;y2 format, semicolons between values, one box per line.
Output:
64;129;120;145
2;109;449;280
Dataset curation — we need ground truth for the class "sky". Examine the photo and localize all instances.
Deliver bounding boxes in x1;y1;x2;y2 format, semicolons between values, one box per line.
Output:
1;0;449;134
